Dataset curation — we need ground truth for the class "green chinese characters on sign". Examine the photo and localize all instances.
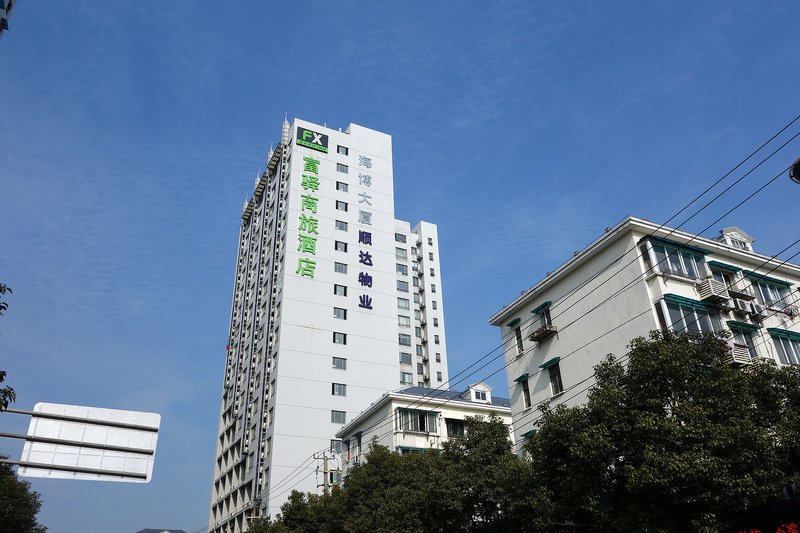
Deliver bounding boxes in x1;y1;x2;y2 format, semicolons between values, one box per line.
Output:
298;214;319;234
297;234;317;254
300;194;319;213
296;257;317;278
303;156;320;174
301;174;320;191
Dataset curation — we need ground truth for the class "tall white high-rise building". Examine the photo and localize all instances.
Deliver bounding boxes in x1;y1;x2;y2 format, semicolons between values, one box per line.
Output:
208;118;450;531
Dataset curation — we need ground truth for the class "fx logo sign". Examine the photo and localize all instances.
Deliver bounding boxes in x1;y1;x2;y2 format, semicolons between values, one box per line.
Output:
296;127;329;153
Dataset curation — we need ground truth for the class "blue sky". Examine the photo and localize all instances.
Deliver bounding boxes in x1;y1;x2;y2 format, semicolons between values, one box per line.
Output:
2;1;800;531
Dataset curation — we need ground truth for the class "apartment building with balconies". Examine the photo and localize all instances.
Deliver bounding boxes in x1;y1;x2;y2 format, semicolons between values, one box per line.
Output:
490;217;800;450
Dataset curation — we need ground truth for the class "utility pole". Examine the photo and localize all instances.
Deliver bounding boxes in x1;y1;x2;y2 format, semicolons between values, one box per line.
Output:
315;451;331;493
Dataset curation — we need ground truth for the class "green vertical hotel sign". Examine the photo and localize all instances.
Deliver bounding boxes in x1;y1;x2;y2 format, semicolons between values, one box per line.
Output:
296;127;328;153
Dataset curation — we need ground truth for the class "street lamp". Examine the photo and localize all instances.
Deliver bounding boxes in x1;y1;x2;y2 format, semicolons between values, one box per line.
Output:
791;156;800;184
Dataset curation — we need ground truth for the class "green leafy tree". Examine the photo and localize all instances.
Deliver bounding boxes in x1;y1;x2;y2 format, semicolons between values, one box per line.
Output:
526;330;800;532
261;416;529;533
0;458;47;533
0;283;15;411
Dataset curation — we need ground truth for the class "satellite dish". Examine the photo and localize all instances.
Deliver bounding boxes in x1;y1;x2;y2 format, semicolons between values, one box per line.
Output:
791;157;800;184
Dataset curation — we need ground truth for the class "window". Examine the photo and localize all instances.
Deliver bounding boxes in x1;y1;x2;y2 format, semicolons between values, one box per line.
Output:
330;439;343;453
650;243;707;279
431;284;436;293
398;315;411;327
395;233;407;243
333;332;347;345
711;268;735;287
398;409;438;433
732;329;757;359
514;326;524;356
752;280;788;308
337;145;348;155
411;247;417;256
332;383;347;396
428;238;433;245
334;284;347;296
336;200;348;211
399;352;412;364
401;372;413;384
335;241;347;252
333;307;347;320
413;293;421;303
549;364;564;396
475;390;487;401
331;410;346;424
429;252;434;260
417;363;424;374
430;268;435;277
332;357;347;370
435;352;441;362
334;262;348;274
433;318;439;327
396;263;408;276
534;304;553;328
414;310;421;320
399;334;412;346
336;163;349;173
772;332;800;365
437;371;442;382
412;261;419;272
336;181;348;192
730;238;748;250
413;277;419;287
445;418;464;437
395;247;407;259
416;345;423;356
434;334;440;345
665;300;721;334
521;379;531;409
415;326;422;338
432;300;438;310
335;220;348;231
397;298;410;310
397;280;409;292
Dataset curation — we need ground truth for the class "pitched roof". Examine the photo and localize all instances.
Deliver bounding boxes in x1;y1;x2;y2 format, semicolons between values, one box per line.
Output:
396;386;511;408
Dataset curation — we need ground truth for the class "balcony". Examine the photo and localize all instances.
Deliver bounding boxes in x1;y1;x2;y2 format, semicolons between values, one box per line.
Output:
698;278;729;303
530;324;558;343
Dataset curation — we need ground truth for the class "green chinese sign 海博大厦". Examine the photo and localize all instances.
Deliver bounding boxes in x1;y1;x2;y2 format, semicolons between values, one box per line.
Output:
296;127;328;153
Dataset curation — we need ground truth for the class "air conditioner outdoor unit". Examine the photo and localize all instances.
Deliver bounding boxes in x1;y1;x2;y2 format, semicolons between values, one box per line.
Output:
698;278;730;302
750;302;767;318
733;299;750;313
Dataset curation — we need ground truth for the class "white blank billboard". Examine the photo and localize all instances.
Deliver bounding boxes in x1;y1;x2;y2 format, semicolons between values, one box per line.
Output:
18;402;160;483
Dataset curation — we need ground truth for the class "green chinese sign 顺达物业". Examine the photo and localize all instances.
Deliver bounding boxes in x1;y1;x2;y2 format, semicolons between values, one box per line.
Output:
296;127;328;153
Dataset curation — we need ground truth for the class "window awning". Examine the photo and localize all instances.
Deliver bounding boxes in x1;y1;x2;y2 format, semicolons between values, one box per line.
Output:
649;236;711;256
727;320;761;332
514;373;529;383
743;270;792;288
506;318;521;328
707;260;741;273
768;328;800;342
663;293;707;311
531;301;552;315
539;357;561;369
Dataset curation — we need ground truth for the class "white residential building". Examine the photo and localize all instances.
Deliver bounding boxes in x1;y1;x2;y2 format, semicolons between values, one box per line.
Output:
208;118;450;532
335;383;512;477
490;216;800;451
